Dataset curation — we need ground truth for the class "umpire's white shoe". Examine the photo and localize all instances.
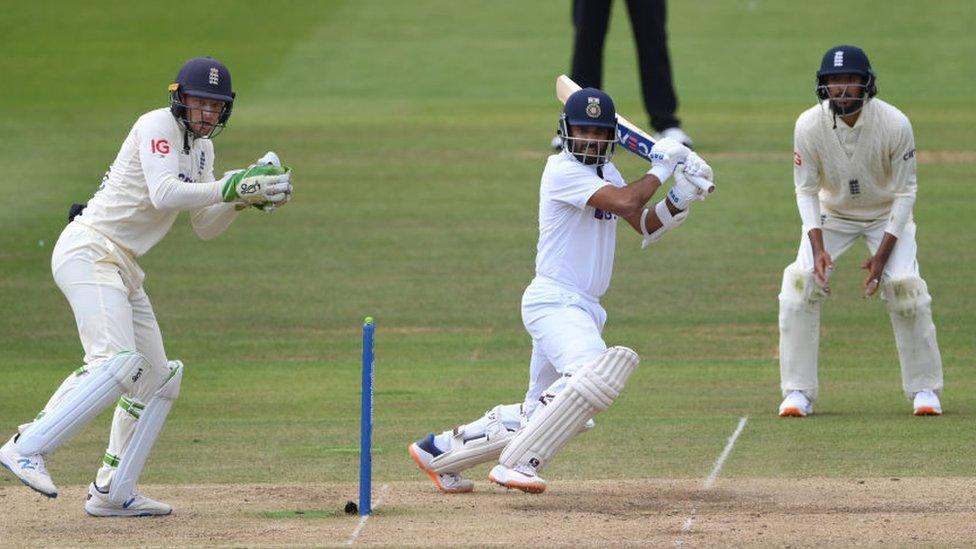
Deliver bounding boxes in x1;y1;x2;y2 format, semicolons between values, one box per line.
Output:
0;435;58;498
913;390;943;416
408;434;474;494
85;483;172;517
778;391;812;417
658;127;693;148
488;463;546;494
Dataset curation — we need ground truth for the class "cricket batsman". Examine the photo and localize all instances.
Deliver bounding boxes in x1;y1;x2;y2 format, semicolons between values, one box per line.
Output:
778;45;944;418
408;87;714;493
0;57;293;516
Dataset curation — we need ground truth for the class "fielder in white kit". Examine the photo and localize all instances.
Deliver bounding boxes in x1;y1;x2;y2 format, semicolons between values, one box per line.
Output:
0;57;293;516
778;45;944;418
408;87;714;493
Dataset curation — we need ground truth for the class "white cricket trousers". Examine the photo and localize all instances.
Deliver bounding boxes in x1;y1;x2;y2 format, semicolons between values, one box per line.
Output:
779;215;943;400
520;276;608;421
28;221;170;487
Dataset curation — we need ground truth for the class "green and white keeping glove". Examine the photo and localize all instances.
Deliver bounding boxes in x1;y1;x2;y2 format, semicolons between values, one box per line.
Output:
221;164;292;206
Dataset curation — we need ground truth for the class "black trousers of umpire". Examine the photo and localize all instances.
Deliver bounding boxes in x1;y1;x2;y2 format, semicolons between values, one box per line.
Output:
570;0;680;132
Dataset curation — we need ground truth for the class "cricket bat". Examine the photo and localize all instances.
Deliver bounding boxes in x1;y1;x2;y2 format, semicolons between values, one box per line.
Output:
556;74;715;194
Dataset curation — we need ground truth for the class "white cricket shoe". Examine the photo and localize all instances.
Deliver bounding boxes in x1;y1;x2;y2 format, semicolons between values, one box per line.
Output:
913;390;943;416
408;434;474;494
778;391;812;417
0;435;58;498
85;483;172;517
488;463;546;494
658;127;693;148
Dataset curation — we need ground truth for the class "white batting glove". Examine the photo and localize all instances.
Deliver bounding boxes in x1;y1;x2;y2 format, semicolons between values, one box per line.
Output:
683;151;713;181
647;137;690;183
666;170;708;210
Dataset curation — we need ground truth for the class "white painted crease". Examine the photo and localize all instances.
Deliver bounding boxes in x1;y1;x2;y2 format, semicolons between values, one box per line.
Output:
675;416;748;546
346;483;390;546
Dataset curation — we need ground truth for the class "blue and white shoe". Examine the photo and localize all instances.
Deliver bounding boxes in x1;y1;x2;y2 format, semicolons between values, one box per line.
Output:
85;482;172;517
408;433;474;493
0;434;58;498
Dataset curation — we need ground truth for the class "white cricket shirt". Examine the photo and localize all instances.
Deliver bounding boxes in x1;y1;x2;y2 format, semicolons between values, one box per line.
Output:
793;98;917;237
75;108;221;257
533;152;625;300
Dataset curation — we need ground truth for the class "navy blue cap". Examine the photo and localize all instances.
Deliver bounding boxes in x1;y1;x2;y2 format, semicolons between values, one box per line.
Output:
563;88;616;129
169;57;234;102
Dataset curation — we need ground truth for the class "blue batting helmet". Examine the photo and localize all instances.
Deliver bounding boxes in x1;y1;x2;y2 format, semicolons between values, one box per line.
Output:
169;57;235;137
558;88;617;166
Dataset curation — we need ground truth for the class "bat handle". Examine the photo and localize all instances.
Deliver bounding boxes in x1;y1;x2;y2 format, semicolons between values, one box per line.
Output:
687;174;715;195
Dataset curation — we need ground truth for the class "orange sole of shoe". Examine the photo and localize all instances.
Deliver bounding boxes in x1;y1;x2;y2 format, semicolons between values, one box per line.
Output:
408;444;473;494
488;473;545;494
914;407;942;416
779;407;807;417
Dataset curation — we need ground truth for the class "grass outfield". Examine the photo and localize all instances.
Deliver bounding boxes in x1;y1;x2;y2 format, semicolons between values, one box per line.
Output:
1;0;974;506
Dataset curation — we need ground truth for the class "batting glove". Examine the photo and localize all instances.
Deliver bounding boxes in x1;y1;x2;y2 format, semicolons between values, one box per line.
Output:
647;137;690;183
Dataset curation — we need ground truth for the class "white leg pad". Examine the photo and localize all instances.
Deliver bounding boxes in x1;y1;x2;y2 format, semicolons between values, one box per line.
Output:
430;404;518;474
109;361;183;504
882;277;944;398
500;346;638;472
18;352;151;456
778;265;826;401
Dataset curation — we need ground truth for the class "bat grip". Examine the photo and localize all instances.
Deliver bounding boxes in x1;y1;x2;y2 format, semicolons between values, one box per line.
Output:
687;174;715;194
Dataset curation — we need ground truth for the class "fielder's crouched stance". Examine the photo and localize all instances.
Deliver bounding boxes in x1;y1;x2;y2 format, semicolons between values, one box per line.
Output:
778;45;944;418
409;88;714;493
0;57;293;516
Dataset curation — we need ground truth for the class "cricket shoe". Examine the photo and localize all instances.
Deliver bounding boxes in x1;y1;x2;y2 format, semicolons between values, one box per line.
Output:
85;482;172;517
913;390;942;416
488;463;546;494
658;127;693;148
0;434;58;498
408;434;474;494
778;390;812;417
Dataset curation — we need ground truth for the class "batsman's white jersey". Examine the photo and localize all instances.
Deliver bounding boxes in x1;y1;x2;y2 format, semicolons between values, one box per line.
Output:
780;98;943;402
521;151;625;417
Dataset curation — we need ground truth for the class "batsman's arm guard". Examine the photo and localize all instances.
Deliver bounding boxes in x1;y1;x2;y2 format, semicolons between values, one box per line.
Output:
500;346;638;472
641;199;688;249
109;361;183;504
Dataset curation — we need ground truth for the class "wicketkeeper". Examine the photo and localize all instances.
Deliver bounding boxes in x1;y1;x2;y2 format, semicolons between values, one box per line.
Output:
778;45;944;417
409;87;714;493
0;57;293;516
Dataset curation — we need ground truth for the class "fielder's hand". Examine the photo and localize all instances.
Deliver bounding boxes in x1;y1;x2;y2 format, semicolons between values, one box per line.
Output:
221;164;292;206
647;137;690;183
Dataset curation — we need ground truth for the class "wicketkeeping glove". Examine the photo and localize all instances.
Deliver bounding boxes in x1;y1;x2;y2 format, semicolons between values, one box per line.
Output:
220;164;292;206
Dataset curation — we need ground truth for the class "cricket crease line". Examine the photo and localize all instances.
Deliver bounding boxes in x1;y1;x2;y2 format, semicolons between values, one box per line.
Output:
674;416;748;547
346;483;390;546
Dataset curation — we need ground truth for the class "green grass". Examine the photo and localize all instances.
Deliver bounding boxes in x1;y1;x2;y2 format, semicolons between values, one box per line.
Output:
1;0;974;490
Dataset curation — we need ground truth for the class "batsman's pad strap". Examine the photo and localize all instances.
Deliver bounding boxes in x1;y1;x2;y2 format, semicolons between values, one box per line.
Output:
17;352;151;456
500;346;638;472
429;430;514;474
109;362;183;504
